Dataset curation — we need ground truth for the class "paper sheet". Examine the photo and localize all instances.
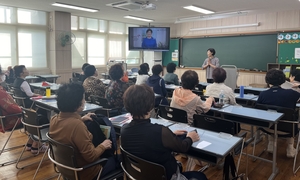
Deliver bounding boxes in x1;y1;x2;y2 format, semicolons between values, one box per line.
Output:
196;141;211;149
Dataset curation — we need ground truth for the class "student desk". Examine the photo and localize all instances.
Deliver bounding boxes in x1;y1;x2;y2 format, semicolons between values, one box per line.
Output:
109;114;242;166
36;75;60;83
242;86;268;95
109;114;175;134
215;105;283;180
25;76;39;83
31;98;102;114
168;123;242;165
30;82;60;93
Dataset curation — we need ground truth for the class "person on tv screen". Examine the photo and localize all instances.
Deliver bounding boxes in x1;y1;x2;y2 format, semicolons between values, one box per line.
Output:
142;29;157;48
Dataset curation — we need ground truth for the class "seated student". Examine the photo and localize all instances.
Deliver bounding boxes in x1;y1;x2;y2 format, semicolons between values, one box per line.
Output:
205;68;237;105
79;63;90;82
146;64;168;106
135;63;149;85
164;62;179;85
121;85;207;180
257;69;300;158
5;66;15;84
82;65;106;101
0;65;6;83
49;83;117;179
171;70;214;125
282;69;300;93
105;63;129;109
13;65;39;108
0;84;22;133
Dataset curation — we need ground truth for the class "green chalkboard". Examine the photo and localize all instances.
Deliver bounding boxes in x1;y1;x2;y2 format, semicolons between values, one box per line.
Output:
162;39;179;66
182;34;277;71
278;32;300;64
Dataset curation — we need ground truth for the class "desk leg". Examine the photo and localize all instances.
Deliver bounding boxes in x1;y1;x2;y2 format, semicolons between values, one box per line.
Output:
251;128;263;146
269;123;278;180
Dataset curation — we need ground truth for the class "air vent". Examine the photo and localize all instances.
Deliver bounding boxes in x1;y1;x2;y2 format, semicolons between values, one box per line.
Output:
106;0;145;11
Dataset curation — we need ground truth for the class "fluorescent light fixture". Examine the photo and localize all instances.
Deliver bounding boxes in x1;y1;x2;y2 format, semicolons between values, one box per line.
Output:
175;11;248;24
183;5;214;14
124;15;153;22
52;2;99;12
190;23;260;31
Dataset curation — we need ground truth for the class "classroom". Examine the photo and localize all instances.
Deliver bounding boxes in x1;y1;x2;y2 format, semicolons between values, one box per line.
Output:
1;0;300;180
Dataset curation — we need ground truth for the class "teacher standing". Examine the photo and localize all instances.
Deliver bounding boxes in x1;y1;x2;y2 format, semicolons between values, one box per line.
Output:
202;48;220;83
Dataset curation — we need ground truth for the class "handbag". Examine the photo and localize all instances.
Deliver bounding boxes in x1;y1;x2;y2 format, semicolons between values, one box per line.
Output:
170;167;188;180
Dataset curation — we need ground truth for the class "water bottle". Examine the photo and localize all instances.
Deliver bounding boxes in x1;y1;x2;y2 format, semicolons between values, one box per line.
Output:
46;87;51;97
219;90;225;105
240;85;244;98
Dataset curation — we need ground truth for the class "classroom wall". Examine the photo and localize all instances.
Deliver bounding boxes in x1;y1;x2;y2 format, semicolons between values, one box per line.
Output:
168;10;300;38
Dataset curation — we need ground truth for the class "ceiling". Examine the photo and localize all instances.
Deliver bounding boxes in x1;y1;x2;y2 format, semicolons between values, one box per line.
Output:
1;0;300;25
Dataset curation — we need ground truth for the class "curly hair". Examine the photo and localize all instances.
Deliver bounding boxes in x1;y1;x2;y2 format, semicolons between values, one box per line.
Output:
265;69;285;86
123;85;154;119
181;70;199;90
166;62;176;73
57;83;85;112
207;48;216;56
84;65;96;77
212;68;227;83
109;63;124;80
152;64;163;75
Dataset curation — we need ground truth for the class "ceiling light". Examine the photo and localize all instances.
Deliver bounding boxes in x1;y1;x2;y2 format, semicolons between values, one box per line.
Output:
175;11;248;24
124;15;153;22
183;5;214;14
52;2;99;12
190;23;260;31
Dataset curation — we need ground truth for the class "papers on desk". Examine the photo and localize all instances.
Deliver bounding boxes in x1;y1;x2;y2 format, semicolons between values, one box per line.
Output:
110;113;132;125
196;141;211;149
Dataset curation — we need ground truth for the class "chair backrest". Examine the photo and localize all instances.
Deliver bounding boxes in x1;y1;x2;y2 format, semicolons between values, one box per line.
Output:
22;108;41;137
158;105;188;123
221;65;238;90
12;87;27;107
193;114;235;135
46;133;80;180
255;103;298;136
90;95;110;108
120;146;167;180
192;90;203;96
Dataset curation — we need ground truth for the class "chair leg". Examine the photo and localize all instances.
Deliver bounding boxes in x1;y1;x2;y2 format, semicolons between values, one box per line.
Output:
96;166;103;180
16;137;31;169
0;118;24;156
293;133;300;174
33;147;49;179
57;173;62;180
236;138;245;173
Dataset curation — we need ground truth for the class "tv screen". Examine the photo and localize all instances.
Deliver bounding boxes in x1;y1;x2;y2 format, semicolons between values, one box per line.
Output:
128;27;170;51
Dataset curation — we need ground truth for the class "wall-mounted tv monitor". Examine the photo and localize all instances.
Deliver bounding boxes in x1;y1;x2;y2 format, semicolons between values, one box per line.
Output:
128;27;170;51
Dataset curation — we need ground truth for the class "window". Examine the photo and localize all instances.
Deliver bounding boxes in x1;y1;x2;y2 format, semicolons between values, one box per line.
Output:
125;41;140;64
18;29;47;68
109;21;125;34
79;17;86;30
71;16;78;30
17;9;46;25
99;20;107;33
0;25;17;68
0;6;13;24
109;40;122;58
87;35;106;65
72;31;86;68
87;18;98;31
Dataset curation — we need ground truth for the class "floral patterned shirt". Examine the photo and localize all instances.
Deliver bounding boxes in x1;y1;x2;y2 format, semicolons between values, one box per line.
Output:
105;80;129;108
83;76;107;100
